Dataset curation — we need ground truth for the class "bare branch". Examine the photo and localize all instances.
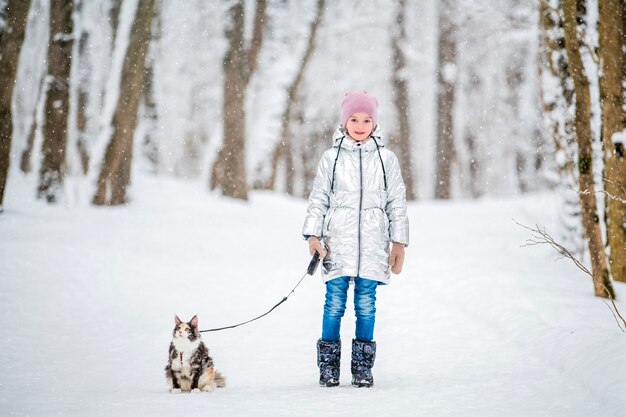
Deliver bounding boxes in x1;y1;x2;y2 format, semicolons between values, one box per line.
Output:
597;169;626;199
514;220;626;332
567;184;626;205
602;299;626;332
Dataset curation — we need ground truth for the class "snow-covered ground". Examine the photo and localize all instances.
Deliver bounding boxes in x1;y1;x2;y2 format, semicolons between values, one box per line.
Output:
1;175;625;417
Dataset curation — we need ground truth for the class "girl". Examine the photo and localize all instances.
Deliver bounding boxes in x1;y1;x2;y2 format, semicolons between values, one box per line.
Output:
302;91;409;388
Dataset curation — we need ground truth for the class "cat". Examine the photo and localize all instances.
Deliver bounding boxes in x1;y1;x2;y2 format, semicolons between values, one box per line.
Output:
165;315;226;393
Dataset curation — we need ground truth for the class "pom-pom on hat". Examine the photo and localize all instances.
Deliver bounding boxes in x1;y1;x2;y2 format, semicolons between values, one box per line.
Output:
341;90;378;128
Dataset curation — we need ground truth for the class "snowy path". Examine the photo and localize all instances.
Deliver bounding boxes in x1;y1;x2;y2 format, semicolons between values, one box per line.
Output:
1;177;625;417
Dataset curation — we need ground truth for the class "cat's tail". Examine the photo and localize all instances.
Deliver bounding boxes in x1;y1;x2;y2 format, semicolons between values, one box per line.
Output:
214;371;226;388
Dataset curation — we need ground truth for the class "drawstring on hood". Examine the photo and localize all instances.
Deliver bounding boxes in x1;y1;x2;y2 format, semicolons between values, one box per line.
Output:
330;125;387;194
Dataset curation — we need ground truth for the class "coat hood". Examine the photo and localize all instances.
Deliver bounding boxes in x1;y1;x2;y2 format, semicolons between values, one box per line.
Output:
332;124;385;151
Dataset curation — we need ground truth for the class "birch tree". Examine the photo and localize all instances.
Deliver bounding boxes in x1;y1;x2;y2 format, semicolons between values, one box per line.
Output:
0;0;31;210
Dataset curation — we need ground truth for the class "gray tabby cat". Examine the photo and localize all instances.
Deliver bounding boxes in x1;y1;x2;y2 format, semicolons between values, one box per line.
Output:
165;315;226;393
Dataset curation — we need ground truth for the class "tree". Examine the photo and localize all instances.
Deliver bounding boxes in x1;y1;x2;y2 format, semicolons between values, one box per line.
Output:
19;77;43;174
93;0;157;205
0;0;32;211
459;66;484;198
210;0;267;200
434;0;457;199
390;0;416;201
562;0;614;298
267;0;325;195
37;0;74;203
140;5;162;174
74;0;93;175
109;0;122;47
598;0;626;283
538;0;583;255
506;49;528;193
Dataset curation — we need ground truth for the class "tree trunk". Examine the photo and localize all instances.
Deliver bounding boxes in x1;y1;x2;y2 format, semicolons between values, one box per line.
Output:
268;0;325;194
20;111;37;174
93;0;156;206
216;1;248;200
37;0;74;203
390;0;416;201
598;0;626;282
434;0;457;200
506;52;527;192
464;130;481;197
140;44;159;173
75;1;91;175
109;0;122;47
211;0;267;200
141;4;161;174
20;76;46;174
539;0;584;256
459;66;484;198
562;0;614;298
0;0;32;211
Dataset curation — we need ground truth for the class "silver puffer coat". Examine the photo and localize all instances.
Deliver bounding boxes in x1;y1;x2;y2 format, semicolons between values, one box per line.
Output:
302;125;409;284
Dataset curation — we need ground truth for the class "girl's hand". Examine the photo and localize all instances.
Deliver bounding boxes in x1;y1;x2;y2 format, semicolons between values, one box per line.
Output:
389;242;405;274
308;236;327;258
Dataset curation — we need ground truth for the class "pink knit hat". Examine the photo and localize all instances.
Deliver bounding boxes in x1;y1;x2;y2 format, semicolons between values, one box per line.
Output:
341;91;378;127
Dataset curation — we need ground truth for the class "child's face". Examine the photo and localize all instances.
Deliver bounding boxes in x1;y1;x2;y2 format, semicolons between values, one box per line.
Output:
345;112;374;141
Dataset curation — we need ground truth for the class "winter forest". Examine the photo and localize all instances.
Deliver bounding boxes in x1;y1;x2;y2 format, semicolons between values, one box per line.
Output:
1;0;626;416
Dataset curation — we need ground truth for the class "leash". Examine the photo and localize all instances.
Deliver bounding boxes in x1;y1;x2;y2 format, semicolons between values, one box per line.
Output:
199;252;321;333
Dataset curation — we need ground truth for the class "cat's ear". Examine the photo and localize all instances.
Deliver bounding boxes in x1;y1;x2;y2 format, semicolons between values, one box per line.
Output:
190;315;198;328
175;315;182;326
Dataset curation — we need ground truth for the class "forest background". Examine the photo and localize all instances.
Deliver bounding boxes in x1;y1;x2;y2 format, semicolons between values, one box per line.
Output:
1;0;625;295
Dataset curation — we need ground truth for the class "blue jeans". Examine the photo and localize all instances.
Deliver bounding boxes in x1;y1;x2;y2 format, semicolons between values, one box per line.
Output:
322;277;378;342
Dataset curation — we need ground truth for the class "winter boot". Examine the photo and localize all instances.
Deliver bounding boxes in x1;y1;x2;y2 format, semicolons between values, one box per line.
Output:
317;339;341;387
351;339;376;388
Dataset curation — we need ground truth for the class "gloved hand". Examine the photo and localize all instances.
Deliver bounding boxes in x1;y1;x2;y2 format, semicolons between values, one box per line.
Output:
308;236;328;258
389;242;405;274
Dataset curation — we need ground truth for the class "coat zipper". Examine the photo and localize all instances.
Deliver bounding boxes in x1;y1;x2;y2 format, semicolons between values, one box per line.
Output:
357;147;363;277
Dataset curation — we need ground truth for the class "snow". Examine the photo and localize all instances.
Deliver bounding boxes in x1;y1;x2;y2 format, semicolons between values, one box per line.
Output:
442;62;457;84
9;0;550;202
612;128;626;145
1;175;625;417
